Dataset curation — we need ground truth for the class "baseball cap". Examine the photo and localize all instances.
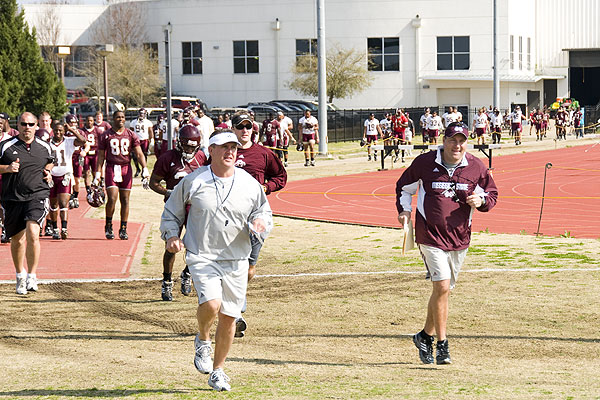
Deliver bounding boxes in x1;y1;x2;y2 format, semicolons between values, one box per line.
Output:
208;130;242;146
444;122;469;139
0;112;8;120
231;113;252;126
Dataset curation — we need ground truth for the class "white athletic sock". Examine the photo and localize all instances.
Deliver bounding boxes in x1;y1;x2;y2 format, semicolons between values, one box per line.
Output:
16;272;27;279
27;273;36;280
241;297;247;313
198;339;211;346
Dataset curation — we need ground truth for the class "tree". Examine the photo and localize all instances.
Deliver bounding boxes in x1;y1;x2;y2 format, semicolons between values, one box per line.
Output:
287;43;374;103
80;0;163;108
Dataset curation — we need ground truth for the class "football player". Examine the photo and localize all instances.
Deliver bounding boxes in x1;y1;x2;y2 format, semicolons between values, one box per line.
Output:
94;110;149;240
129;108;153;177
150;125;208;301
48;122;87;239
82;116;102;194
64;114;89;208
298;110;319;166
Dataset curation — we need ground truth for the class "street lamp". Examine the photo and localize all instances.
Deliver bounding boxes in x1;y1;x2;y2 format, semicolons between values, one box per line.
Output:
57;46;71;84
96;44;114;119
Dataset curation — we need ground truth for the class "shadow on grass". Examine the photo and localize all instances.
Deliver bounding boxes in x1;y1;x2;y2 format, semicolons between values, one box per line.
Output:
279;333;600;343
229;356;410;367
0;388;197;397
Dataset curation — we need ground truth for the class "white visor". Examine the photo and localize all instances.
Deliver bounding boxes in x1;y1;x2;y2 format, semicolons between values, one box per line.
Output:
208;131;242;146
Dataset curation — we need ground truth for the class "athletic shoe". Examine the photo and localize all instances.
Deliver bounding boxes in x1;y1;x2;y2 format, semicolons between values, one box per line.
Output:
310;160;315;166
44;223;53;236
180;270;192;296
119;227;128;240
374;154;377;161
105;225;114;240
208;368;231;392
284;162;288;167
134;170;140;178
16;277;27;295
368;156;371;161
393;156;399;163
1;227;8;244
234;317;247;338
194;335;213;374
73;198;79;208
52;228;60;240
161;280;173;301
413;331;434;364
436;339;452;365
26;276;38;292
61;228;68;240
304;160;309;167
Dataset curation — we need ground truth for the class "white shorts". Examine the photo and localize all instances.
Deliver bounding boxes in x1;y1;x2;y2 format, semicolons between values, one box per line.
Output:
185;252;249;318
418;244;467;289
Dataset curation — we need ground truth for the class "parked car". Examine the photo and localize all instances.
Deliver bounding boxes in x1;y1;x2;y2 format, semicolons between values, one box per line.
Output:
68;99;121;126
66;89;88;105
161;96;209;114
125;107;183;122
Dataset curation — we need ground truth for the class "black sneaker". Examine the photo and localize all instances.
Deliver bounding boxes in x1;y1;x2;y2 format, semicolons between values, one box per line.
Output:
436;340;452;365
234;317;247;338
52;228;61;240
368;155;371;161
180;270;192;296
119;227;128;240
44;223;53;236
161;280;173;301
413;331;434;364
61;228;68;240
105;225;114;240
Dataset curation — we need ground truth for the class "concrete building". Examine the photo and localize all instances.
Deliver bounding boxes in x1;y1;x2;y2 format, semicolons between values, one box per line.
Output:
23;0;600;110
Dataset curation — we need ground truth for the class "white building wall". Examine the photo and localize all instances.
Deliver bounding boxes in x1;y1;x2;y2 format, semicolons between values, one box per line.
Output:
21;0;597;110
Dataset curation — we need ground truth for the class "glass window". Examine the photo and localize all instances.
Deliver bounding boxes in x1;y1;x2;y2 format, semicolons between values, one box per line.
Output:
510;35;514;69
519;36;523;70
368;37;399;71
182;41;202;75
437;36;469;70
233;40;259;74
295;38;317;67
527;37;531;70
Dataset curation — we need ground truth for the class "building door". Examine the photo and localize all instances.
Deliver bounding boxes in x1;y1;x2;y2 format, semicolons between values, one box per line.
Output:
569;51;600;106
527;90;540;111
543;80;557;108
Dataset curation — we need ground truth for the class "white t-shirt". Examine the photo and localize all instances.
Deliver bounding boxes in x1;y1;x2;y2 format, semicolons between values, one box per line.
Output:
474;113;488;129
420;114;430;127
279;116;293;134
510;111;523;123
364;118;380;136
299;116;318;135
379;118;391;134
442;112;458;127
426;115;443;131
50;137;78;176
490;114;503;127
454;111;463;122
129;118;153;141
159;119;180;141
197;115;215;149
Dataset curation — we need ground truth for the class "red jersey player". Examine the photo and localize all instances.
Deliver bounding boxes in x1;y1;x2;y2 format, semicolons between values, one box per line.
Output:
94;110;149;240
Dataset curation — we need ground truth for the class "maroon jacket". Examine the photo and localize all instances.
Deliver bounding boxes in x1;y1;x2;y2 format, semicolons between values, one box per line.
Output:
152;149;208;190
396;149;498;251
235;143;286;195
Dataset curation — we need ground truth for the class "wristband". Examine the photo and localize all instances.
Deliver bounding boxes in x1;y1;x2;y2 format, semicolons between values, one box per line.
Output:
94;171;101;180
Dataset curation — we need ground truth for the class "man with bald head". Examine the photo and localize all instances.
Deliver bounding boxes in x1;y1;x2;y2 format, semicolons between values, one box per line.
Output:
0;112;55;295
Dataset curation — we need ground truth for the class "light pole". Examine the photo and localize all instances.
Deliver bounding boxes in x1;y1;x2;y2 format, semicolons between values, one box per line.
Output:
163;22;173;150
57;46;70;84
96;44;114;119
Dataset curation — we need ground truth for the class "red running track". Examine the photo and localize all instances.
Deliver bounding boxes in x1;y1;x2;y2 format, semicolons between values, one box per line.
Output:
270;145;600;238
0;192;144;281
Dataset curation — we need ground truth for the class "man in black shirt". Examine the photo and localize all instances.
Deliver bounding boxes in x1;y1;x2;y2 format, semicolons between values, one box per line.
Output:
0;112;54;295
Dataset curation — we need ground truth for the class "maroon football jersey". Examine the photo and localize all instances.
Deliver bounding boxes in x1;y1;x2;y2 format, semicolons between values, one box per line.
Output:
153;149;207;190
262;119;280;147
95;121;112;135
235;143;286;194
98;128;140;165
83;126;102;153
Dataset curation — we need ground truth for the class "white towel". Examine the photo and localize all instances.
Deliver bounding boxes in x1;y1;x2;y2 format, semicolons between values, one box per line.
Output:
113;164;123;182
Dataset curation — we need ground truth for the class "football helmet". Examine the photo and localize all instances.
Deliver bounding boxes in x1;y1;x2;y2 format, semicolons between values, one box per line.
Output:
296;142;304;152
65;114;78;124
177;125;202;162
87;185;106;208
138;108;147;119
359;138;366;147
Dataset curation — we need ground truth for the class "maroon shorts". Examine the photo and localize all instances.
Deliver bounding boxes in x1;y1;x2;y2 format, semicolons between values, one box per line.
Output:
50;174;72;197
429;129;439;138
511;122;521;132
83;154;98;174
105;163;133;190
492;126;502;133
72;152;83;178
475;127;486;137
393;130;406;141
366;135;377;144
302;133;316;142
139;139;149;156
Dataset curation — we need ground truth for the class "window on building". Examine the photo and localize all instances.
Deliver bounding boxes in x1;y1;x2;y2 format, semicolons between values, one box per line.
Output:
510;35;514;69
296;38;317;66
182;42;202;75
40;45;94;77
527;37;531;70
519;36;523;70
233;40;259;74
436;36;469;71
144;42;159;59
367;37;399;71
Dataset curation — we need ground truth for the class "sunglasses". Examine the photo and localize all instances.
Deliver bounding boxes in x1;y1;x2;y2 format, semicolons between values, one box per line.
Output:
20;122;36;127
235;123;252;130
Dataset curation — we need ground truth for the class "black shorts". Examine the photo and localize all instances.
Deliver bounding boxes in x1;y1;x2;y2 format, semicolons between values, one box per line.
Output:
1;198;49;239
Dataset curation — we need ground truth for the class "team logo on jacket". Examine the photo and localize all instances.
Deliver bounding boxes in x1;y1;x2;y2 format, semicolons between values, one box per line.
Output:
235;159;246;168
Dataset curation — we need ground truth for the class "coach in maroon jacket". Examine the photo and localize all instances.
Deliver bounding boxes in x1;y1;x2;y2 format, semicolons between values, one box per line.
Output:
231;111;287;337
396;122;498;365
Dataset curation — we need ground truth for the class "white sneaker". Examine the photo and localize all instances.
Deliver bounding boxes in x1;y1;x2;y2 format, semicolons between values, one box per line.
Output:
194;335;213;374
26;276;38;292
16;277;27;295
208;368;231;391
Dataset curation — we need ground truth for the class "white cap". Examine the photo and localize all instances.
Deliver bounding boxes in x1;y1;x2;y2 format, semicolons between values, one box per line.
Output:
208;131;242;146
